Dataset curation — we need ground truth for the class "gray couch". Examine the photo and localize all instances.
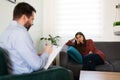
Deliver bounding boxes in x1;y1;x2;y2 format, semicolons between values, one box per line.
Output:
60;42;120;80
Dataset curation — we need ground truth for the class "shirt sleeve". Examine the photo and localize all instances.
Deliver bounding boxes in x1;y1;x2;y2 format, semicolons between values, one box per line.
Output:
14;31;49;71
66;40;75;46
88;39;106;61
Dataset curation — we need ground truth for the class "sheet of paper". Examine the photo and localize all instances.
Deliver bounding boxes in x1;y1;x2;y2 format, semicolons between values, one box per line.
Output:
44;46;62;69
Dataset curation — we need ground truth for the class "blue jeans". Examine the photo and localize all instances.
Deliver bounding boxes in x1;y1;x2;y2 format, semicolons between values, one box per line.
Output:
82;53;104;70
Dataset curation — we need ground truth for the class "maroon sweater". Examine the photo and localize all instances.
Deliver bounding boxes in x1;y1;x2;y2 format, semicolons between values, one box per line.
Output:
66;39;106;62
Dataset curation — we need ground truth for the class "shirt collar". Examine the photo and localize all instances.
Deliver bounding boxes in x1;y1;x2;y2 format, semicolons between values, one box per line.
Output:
9;20;27;31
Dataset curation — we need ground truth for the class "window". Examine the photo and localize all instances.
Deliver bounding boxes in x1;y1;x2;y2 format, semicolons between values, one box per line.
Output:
53;0;104;41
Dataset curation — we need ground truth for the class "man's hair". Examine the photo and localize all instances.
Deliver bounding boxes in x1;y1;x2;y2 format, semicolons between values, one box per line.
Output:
13;2;36;20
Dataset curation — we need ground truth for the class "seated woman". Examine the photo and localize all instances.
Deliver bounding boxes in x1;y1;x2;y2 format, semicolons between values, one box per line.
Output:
66;32;106;70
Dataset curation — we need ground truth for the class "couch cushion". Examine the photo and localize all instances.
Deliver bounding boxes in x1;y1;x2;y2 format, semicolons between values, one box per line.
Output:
94;42;120;60
67;46;83;64
109;60;120;72
95;61;114;71
0;47;9;76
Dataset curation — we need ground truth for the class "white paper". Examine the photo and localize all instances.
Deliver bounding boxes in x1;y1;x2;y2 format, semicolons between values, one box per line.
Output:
44;46;62;69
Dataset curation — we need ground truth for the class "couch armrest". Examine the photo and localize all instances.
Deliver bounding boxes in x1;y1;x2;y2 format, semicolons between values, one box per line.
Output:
0;67;74;80
60;51;69;67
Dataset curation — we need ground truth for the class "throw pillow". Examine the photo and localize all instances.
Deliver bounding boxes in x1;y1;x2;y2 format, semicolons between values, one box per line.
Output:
67;46;83;64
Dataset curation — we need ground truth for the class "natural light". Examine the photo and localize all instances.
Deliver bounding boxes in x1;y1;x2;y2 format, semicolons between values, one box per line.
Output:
53;0;104;41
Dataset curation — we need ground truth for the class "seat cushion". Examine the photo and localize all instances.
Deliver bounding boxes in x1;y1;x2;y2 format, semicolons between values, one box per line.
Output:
109;60;120;72
67;46;82;64
0;47;9;76
95;61;114;71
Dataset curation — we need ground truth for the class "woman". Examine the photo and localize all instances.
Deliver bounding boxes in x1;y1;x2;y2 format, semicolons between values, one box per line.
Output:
66;32;105;70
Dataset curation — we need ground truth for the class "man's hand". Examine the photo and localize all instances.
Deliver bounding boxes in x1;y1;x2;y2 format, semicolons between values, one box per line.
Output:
43;44;53;55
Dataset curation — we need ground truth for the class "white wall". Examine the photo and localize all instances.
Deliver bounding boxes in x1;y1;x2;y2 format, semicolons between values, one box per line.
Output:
102;0;120;41
0;0;43;51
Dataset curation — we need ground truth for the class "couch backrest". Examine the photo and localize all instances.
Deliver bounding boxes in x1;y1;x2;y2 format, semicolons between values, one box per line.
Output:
94;42;120;60
61;42;120;60
0;47;9;76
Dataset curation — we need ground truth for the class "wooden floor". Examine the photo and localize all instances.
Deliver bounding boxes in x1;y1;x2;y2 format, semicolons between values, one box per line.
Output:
79;70;120;80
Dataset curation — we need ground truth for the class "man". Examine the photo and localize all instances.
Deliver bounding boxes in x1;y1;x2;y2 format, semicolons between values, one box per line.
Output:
0;2;52;74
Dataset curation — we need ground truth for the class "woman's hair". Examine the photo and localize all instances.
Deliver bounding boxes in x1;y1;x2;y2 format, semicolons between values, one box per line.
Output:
13;2;36;20
74;32;86;53
75;32;86;43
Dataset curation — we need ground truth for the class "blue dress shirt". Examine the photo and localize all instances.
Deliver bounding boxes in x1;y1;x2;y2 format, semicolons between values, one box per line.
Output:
0;21;49;74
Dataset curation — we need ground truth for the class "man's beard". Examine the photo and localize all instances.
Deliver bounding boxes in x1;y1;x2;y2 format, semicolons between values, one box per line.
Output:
24;21;32;31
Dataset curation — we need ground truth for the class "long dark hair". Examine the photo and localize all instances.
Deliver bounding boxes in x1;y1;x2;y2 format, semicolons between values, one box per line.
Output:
13;2;36;20
74;32;87;53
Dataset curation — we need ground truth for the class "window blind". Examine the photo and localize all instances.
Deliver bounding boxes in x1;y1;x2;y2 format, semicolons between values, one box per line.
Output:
54;0;104;41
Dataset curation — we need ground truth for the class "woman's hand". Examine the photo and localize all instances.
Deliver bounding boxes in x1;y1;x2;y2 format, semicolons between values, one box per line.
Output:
89;51;93;54
75;37;80;44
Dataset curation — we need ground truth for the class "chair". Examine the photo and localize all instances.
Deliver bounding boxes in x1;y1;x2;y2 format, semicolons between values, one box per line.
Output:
0;47;74;80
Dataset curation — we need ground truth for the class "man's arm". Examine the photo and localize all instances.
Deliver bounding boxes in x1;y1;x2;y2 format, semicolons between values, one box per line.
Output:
15;32;52;71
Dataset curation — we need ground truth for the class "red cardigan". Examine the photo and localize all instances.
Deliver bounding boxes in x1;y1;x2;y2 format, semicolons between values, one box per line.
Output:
66;39;106;62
